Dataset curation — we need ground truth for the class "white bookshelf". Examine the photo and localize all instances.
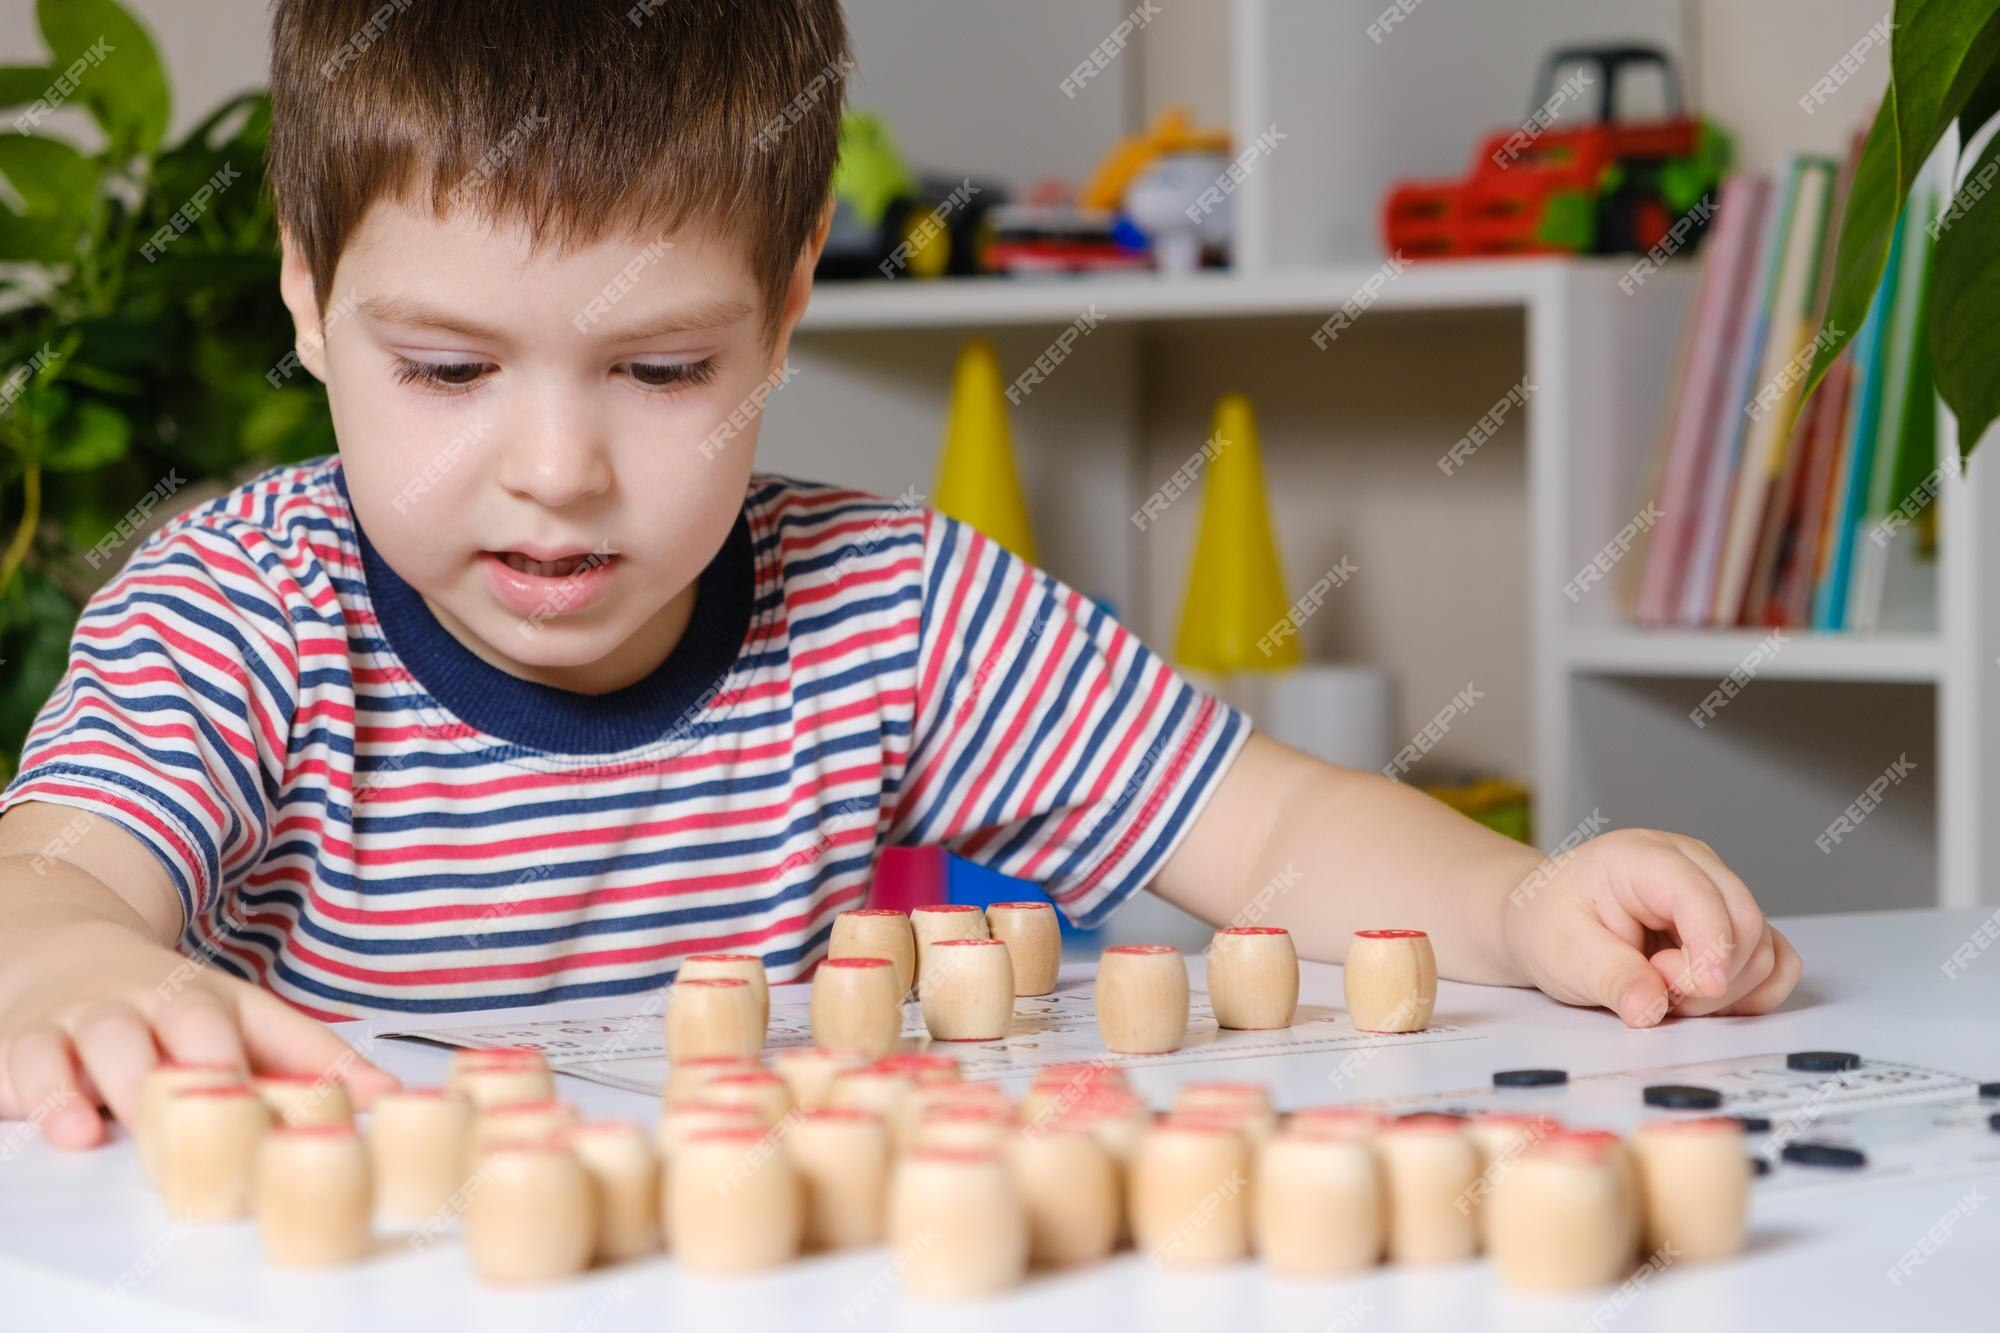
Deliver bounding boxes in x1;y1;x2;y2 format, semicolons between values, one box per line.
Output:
771;0;1996;920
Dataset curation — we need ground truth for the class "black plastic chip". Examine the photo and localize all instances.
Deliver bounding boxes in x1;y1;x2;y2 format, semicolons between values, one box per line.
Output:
1493;1069;1567;1088
1643;1084;1723;1109
1781;1141;1866;1168
1786;1051;1861;1073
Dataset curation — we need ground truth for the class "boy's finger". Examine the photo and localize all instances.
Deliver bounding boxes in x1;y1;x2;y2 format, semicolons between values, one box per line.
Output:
1718;927;1802;1016
1659;834;1766;985
236;992;400;1109
153;988;250;1078
4;1023;104;1149
1604;842;1737;998
1568;922;1674;1028
68;1001;161;1132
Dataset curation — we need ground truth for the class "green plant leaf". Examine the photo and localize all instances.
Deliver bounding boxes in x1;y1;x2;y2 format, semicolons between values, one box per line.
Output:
1960;43;2000;136
0;65;55;107
1891;1;2000;190
1799;97;1903;413
0;134;97;222
41;399;130;471
0;208;78;263
1930;132;2000;455
0;564;79;764
35;0;171;154
1801;2;2000;431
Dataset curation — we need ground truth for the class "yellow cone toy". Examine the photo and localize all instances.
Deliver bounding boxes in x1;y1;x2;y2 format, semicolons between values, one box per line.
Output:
1175;392;1299;671
934;339;1038;562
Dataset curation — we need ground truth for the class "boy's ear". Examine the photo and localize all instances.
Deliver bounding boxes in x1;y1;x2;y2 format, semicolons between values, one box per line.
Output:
766;194;836;373
276;225;332;384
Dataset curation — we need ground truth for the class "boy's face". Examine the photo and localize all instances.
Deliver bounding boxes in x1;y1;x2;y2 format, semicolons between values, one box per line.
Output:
279;199;819;694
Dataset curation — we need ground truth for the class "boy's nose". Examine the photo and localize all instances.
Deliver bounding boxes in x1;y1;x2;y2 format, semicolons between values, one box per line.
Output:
495;408;613;510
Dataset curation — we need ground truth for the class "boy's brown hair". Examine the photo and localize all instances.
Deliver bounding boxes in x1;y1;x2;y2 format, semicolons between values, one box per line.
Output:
267;0;851;348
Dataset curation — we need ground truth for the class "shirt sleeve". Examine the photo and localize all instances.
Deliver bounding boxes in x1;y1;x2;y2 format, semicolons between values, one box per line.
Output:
887;511;1251;928
0;519;300;926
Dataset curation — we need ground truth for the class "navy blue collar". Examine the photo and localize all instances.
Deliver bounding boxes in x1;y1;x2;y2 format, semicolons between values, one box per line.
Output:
334;463;755;755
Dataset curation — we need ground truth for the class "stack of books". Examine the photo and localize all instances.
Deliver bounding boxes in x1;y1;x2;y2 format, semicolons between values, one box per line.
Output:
1635;131;1949;632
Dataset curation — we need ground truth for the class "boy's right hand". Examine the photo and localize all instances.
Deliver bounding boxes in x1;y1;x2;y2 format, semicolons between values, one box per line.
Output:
0;909;400;1151
1;801;402;1149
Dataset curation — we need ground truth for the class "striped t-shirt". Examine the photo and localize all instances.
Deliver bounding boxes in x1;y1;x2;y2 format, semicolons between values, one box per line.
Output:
2;457;1247;1018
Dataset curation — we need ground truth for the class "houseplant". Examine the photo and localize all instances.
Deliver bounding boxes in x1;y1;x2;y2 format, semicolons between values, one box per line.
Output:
0;0;325;780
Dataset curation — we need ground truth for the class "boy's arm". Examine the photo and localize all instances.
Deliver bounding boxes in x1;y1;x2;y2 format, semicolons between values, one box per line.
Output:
1149;733;1801;1028
0;802;396;1149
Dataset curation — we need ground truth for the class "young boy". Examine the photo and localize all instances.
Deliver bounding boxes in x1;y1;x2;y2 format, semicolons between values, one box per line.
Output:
0;0;1797;1150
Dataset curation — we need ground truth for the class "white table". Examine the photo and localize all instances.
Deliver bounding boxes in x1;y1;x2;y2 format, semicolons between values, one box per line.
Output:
5;907;1997;1332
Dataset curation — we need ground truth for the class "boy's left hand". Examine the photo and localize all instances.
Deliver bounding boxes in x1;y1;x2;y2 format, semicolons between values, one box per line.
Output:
1500;828;1801;1027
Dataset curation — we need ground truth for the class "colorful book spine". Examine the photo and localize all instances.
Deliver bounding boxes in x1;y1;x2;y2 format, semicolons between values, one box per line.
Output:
1678;160;1799;626
1635;175;1769;627
1710;156;1836;625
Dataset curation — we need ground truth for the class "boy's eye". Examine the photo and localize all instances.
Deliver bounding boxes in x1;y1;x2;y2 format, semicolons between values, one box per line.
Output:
393;358;489;391
623;358;718;391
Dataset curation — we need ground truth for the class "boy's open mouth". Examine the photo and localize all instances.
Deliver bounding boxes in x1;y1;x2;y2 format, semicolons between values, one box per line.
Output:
491;550;613;579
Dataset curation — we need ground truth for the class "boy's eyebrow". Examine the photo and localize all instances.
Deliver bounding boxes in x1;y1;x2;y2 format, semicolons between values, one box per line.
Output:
591;297;756;343
356;294;753;342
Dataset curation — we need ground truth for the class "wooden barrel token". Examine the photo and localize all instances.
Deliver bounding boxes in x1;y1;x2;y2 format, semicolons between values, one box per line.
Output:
1207;926;1300;1029
1095;945;1189;1054
1343;929;1437;1032
985;902;1061;996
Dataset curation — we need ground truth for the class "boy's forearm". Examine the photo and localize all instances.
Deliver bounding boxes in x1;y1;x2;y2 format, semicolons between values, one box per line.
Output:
1150;734;1544;986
